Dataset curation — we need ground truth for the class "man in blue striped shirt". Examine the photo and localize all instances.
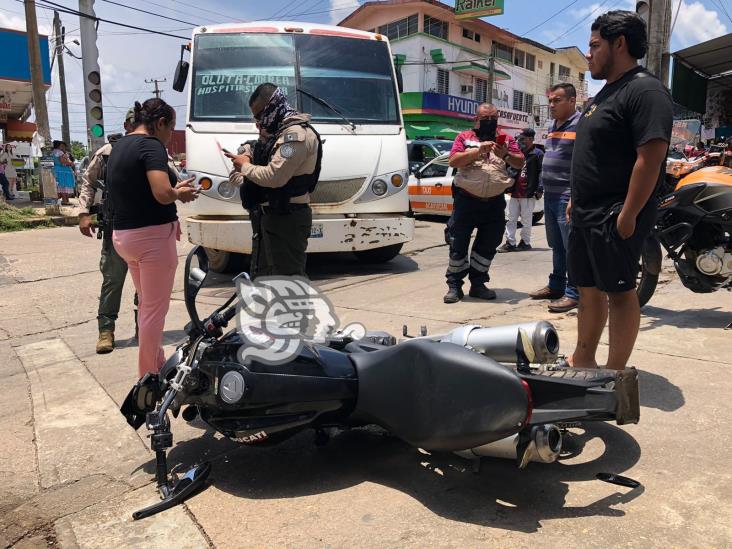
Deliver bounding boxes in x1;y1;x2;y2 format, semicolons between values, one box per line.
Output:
529;83;581;313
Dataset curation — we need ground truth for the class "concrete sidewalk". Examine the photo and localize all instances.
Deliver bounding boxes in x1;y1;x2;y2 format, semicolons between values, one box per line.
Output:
0;221;730;548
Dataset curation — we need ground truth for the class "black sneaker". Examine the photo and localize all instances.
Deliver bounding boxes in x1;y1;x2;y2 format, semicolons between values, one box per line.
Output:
468;284;497;300
517;240;532;251
497;242;517;253
443;287;464;304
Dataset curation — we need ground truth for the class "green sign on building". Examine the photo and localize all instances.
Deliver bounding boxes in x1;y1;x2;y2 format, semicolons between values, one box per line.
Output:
455;0;505;20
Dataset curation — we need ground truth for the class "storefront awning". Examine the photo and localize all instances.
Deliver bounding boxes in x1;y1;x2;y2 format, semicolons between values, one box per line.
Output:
452;63;511;80
4;119;37;142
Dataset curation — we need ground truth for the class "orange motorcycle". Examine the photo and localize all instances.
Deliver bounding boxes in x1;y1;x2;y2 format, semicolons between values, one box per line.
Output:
638;166;732;306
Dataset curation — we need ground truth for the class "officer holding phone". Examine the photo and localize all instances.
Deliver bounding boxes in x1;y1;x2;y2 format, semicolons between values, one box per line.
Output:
226;83;322;279
443;103;524;304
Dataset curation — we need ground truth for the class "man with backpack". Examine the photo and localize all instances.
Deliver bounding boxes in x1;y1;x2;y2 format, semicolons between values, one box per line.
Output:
564;11;672;370
78;109;136;354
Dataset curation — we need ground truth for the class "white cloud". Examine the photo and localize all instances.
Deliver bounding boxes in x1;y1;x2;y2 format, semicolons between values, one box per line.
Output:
571;0;635;21
672;1;728;48
0;11;52;35
329;0;361;25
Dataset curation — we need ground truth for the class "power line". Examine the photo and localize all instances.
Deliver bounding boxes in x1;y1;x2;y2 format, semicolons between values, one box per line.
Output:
546;0;615;46
709;0;732;24
99;0;199;27
23;0;191;40
172;0;247;22
520;0;581;37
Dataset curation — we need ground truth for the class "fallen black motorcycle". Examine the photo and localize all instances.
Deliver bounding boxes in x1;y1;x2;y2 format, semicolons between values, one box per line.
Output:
637;166;732;307
121;246;640;519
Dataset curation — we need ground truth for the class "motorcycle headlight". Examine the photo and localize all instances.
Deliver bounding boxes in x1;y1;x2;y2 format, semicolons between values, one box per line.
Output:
371;179;388;196
217;180;237;199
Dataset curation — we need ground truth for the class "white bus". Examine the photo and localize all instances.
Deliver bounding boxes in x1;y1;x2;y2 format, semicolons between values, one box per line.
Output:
173;22;414;272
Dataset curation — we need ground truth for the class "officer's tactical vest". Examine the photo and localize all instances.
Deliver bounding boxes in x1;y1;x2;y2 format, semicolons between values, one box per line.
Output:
265;121;323;211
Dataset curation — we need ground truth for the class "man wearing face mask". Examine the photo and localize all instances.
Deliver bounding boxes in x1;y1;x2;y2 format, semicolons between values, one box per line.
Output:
444;103;525;303
227;83;322;279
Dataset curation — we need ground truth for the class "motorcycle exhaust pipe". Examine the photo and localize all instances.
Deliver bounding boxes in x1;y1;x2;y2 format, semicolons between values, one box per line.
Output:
455;424;562;467
437;321;560;364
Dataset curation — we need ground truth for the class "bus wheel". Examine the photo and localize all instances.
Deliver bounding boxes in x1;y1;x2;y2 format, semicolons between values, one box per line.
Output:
353;243;403;264
204;248;250;274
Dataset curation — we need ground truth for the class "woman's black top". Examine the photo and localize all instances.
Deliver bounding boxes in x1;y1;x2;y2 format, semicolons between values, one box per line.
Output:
107;134;177;230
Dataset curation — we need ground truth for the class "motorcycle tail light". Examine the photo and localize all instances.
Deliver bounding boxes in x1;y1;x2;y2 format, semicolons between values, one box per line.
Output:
520;379;533;426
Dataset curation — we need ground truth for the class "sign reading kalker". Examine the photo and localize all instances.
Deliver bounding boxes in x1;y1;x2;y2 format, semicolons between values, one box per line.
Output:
455;0;505;19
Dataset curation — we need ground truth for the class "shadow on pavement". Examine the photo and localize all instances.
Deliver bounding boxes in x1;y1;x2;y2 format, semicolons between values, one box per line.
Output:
151;421;641;534
461;287;530;305
640;306;732;331
638;370;685;412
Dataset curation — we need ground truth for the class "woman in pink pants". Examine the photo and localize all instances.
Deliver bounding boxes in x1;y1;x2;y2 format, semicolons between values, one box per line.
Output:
108;98;197;377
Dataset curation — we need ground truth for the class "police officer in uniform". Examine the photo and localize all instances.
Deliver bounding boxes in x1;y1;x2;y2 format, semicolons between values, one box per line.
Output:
227;83;322;279
78;109;137;353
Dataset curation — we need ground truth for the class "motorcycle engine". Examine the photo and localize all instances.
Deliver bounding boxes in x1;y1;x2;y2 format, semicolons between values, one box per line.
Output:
695;246;732;277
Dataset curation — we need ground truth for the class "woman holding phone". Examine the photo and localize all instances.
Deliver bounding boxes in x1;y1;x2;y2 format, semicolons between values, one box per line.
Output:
108;98;198;377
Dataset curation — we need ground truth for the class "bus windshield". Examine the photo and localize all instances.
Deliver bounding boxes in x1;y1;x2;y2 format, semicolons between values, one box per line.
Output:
191;32;400;125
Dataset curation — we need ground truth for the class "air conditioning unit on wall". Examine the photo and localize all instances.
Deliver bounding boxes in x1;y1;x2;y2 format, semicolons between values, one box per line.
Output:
461;85;474;94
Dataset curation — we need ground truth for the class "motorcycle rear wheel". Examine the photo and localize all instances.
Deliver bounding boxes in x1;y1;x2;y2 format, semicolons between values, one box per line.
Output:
636;263;658;308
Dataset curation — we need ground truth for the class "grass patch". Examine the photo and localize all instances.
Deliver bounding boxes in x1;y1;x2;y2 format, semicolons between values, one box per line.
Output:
0;202;54;232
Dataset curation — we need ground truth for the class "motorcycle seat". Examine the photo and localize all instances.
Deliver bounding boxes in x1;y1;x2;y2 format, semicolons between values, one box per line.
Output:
349;339;529;451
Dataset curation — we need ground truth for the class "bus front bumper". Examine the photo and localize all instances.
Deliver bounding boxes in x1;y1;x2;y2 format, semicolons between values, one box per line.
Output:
186;214;414;254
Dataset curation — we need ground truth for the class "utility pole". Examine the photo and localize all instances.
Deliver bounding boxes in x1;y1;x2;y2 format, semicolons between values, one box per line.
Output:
638;0;672;85
24;0;57;211
79;0;105;154
146;78;166;99
487;56;495;104
53;11;71;146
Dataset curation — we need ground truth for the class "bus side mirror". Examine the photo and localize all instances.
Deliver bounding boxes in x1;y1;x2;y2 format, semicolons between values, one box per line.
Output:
173;60;189;93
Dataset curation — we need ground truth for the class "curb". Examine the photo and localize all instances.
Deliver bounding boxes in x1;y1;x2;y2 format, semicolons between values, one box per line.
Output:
19;215;79;228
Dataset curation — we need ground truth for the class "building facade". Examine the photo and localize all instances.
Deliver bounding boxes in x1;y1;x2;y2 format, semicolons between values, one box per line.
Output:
339;0;588;140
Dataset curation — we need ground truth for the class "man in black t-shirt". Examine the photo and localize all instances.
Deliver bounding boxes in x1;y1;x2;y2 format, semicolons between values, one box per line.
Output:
565;11;672;371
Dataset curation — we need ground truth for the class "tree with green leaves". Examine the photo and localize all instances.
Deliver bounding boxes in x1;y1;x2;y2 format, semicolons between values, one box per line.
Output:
70;141;87;161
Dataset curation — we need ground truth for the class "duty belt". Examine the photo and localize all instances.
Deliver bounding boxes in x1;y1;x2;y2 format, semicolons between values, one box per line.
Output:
259;202;310;215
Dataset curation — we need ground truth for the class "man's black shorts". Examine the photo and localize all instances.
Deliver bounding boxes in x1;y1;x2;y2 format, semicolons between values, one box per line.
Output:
568;203;656;293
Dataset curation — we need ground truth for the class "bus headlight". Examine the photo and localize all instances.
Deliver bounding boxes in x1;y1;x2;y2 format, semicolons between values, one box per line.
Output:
371;179;388;196
391;173;404;187
217;180;237;199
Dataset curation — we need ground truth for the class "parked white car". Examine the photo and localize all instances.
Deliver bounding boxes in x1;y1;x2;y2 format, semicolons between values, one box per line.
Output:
408;153;544;224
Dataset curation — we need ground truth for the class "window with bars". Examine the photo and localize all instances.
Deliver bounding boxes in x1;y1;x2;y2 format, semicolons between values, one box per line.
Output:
424;15;449;40
377;14;418;41
474;78;487;102
513;90;534;114
437;68;450;94
558;64;571;80
462;28;481;42
492;41;513;62
513;49;536;71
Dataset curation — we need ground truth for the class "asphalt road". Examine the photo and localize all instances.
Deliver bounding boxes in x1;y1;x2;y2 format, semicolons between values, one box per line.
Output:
0;217;730;548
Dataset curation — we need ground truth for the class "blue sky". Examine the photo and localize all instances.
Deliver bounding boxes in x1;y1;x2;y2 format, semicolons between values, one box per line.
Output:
0;0;729;144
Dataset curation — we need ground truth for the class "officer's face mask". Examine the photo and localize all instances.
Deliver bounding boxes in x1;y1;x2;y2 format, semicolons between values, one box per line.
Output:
476;117;498;141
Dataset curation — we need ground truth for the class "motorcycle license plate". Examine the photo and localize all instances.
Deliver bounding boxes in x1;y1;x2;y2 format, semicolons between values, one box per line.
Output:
310;223;323;238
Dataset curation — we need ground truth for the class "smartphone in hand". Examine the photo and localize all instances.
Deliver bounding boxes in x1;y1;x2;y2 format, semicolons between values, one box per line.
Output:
496;134;508;147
